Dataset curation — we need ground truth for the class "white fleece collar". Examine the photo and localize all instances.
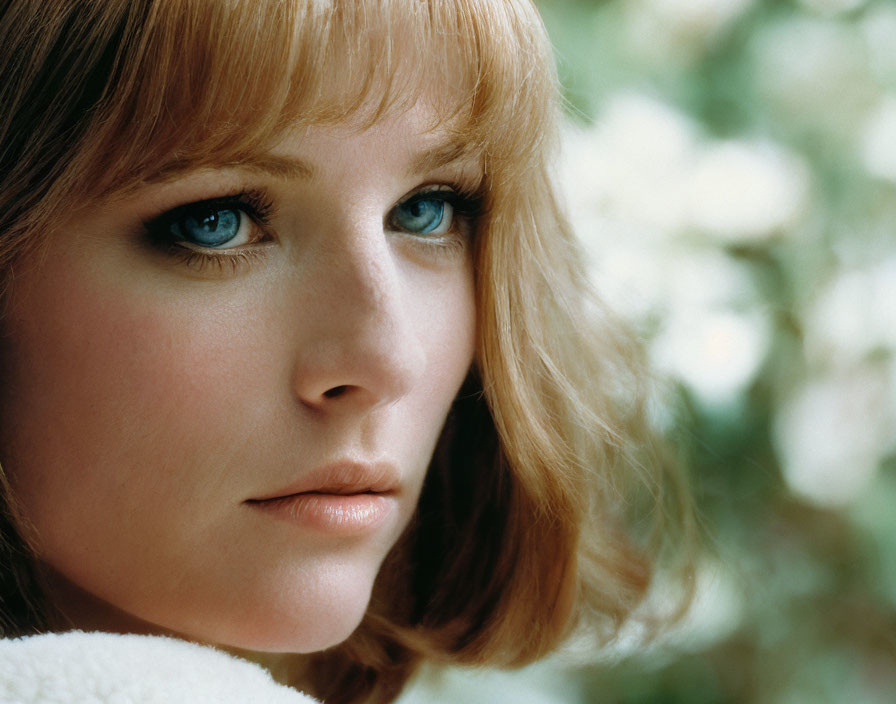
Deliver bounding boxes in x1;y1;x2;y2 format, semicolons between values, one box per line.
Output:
0;631;320;703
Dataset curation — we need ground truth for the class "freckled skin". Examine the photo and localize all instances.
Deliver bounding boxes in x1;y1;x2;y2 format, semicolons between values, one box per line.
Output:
0;106;477;653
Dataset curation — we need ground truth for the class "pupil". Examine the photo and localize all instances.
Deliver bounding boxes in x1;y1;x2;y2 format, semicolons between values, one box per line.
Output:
402;199;443;232
392;197;450;235
179;207;239;246
200;211;219;232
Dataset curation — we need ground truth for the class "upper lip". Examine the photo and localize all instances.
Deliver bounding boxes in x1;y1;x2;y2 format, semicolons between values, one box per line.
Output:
246;461;400;502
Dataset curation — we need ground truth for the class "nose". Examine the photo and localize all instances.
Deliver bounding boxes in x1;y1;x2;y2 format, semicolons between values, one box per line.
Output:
290;223;426;416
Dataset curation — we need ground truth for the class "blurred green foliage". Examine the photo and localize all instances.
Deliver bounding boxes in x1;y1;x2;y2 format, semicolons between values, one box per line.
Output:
539;0;896;701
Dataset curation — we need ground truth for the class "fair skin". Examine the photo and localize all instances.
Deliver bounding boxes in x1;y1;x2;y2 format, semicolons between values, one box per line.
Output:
0;103;478;653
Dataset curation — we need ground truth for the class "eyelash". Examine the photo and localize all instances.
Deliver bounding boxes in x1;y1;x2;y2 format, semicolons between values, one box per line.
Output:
389;187;482;255
142;185;482;274
143;189;275;271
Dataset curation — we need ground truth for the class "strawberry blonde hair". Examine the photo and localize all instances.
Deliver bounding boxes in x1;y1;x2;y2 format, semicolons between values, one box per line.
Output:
0;1;693;702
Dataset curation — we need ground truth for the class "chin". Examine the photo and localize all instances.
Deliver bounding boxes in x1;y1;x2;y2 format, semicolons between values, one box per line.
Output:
179;569;378;655
222;604;368;655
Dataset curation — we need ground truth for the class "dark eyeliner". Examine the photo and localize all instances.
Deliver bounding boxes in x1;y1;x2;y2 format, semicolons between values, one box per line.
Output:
142;189;274;247
389;187;484;234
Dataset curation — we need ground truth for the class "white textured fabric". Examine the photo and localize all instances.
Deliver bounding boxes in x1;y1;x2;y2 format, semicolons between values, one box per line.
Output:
0;631;320;703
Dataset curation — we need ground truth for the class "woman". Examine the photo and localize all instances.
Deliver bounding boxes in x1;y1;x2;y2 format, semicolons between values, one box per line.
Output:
0;1;691;702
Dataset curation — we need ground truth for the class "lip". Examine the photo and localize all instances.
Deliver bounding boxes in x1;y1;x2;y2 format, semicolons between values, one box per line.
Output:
245;462;399;534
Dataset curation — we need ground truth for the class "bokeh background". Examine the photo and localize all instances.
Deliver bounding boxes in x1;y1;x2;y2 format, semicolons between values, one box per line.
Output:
399;0;896;701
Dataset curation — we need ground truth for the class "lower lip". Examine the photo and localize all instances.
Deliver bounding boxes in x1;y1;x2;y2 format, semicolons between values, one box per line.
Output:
248;493;394;534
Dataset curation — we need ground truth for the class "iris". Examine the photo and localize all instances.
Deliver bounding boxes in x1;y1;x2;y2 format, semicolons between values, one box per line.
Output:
173;207;242;247
392;197;450;234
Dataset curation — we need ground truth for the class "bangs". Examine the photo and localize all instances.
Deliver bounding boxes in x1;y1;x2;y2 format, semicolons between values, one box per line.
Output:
64;0;557;200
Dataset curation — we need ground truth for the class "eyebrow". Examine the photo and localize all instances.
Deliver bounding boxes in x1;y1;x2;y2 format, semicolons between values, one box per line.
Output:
147;139;478;184
408;139;479;177
147;154;314;183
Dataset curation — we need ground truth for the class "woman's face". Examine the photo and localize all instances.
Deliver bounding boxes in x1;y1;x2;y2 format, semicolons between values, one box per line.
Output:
0;103;478;652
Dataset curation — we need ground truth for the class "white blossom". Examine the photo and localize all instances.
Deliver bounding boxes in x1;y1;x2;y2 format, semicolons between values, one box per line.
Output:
651;308;771;405
561;94;697;236
661;560;745;652
861;95;896;183
686;140;810;242
804;258;896;368
774;366;895;508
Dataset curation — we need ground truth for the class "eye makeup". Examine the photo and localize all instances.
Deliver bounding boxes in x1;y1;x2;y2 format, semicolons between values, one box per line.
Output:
141;188;276;273
386;184;483;256
138;178;483;275
143;189;274;248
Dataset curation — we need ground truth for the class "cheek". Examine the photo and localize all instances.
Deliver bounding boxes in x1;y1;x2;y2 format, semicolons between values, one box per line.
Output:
397;260;477;463
404;255;477;379
0;258;260;551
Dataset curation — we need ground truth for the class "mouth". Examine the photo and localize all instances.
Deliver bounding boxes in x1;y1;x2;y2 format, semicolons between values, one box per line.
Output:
246;461;399;501
245;462;399;534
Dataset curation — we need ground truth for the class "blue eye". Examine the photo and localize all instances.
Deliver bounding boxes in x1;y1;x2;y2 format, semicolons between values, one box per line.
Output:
171;206;242;247
145;191;273;253
391;195;453;235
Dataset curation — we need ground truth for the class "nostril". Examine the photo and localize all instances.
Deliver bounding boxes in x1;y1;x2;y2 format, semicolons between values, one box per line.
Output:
323;385;349;399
